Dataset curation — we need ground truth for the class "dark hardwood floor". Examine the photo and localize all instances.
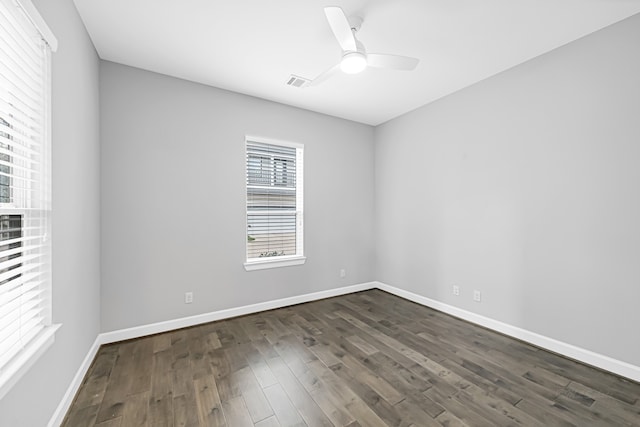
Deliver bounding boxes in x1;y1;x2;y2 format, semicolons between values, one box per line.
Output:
62;290;640;426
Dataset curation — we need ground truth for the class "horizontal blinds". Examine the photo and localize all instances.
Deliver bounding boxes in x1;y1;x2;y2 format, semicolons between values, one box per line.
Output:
246;141;302;260
0;0;51;379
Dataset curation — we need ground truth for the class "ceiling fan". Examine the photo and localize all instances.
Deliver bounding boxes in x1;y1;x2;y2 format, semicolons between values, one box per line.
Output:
310;6;420;86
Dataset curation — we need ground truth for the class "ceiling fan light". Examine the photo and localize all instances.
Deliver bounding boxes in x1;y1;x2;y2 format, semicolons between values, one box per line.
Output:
340;52;367;74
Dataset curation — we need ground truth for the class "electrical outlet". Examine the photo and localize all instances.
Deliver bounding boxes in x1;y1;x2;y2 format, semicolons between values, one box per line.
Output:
473;290;481;302
340;268;346;278
185;292;193;304
453;285;460;296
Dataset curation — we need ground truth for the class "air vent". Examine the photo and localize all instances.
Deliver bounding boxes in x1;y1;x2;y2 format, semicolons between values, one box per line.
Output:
286;75;310;88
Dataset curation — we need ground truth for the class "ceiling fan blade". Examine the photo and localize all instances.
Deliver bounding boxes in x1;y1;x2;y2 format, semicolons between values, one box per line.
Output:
324;6;357;52
367;53;419;71
309;63;340;87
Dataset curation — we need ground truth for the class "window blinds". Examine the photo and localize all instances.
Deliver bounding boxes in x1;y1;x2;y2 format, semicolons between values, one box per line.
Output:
246;140;303;261
0;0;53;388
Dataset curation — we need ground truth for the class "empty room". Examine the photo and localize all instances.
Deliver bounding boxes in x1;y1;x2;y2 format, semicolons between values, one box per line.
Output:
1;0;639;426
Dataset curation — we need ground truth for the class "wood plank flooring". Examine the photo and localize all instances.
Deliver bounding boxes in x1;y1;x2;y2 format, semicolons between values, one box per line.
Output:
62;290;640;426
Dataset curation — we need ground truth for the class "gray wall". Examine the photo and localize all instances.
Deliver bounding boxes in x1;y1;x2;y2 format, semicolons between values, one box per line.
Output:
0;0;101;425
100;61;375;332
375;13;640;366
3;4;638;423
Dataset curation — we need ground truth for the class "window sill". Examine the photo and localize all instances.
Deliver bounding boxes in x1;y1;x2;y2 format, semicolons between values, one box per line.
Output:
244;256;306;271
0;323;61;400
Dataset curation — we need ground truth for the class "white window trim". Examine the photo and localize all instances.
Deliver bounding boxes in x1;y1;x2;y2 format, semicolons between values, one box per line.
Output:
0;0;59;400
15;0;58;51
0;324;59;400
244;136;305;271
244;255;307;271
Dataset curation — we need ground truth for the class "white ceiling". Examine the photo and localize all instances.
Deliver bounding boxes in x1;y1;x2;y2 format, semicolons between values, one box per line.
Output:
72;0;640;126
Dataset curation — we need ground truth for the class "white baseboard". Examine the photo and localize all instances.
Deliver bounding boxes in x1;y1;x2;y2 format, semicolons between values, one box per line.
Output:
50;279;639;426
49;282;376;426
48;335;103;427
100;282;377;344
374;281;640;383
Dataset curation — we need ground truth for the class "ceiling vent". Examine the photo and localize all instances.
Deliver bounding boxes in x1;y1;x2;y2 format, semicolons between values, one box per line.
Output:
286;75;310;88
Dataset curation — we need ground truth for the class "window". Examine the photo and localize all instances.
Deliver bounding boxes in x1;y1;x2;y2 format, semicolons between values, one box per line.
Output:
0;0;57;399
245;137;304;270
